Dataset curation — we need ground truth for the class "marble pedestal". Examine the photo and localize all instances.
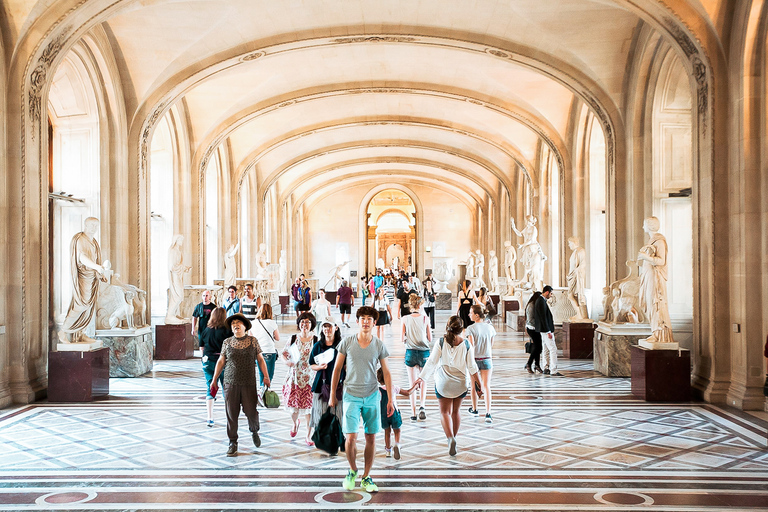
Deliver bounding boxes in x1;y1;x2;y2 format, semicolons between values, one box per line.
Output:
96;327;153;377
631;346;691;401
48;348;109;402
324;290;338;304
435;292;452;310
501;298;520;316
155;323;195;360
562;322;596;359
506;311;525;331
279;294;290;315
593;323;651;377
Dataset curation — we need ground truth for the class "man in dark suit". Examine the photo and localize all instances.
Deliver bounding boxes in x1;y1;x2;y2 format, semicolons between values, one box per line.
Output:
535;285;562;376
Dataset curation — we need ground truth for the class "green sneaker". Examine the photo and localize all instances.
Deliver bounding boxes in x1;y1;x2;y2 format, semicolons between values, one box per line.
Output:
342;469;358;490
361;476;379;492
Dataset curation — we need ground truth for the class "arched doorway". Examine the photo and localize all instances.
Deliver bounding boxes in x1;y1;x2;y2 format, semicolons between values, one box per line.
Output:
365;190;416;274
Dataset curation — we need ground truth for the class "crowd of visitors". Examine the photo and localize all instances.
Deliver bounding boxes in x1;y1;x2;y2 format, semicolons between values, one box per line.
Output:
193;268;565;492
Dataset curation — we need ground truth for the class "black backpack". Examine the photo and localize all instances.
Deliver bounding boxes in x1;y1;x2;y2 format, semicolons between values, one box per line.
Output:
312;407;346;455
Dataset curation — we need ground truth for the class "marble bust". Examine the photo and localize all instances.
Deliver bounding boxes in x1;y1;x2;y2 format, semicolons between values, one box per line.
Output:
637;216;677;348
165;235;191;324
223;243;239;287
487;250;499;294
58;217;110;343
566;237;590;321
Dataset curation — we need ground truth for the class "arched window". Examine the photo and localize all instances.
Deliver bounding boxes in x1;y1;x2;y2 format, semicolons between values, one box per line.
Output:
48;50;100;326
588;116;607;314
150;114;175;317
205;150;221;285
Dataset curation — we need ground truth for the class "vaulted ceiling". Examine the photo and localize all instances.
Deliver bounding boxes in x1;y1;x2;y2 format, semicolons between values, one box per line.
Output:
98;0;643;210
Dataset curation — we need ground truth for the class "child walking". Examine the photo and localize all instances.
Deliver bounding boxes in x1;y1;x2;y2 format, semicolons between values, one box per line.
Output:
377;367;411;460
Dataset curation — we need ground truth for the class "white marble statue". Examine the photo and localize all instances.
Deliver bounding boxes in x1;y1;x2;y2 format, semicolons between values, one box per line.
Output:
503;240;517;294
95;260;148;330
487;250;499;294
637;216;676;348
464;250;476;279
58;217;111;343
255;242;269;279
323;260;351;289
474;249;486;288
431;257;454;293
165;235;191;324
278;250;288;294
223;243;239;287
566;237;590;321
511;216;547;291
600;261;646;324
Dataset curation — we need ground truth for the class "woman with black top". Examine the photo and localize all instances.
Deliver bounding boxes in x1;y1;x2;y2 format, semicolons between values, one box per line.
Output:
524;291;544;374
200;307;232;427
422;279;436;330
308;316;346;444
457;279;476;328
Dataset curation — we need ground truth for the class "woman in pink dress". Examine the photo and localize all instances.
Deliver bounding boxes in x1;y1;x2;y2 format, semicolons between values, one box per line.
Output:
282;312;317;445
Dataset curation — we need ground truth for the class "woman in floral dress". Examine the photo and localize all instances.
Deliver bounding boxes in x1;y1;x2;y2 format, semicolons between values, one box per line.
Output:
282;311;317;446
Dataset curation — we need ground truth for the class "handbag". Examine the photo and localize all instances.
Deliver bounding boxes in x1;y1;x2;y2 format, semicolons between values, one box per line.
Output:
524;341;533;354
262;387;280;408
312;406;345;455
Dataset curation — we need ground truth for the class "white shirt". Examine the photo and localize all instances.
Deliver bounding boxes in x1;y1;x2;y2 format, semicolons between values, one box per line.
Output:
420;337;479;398
252;318;278;354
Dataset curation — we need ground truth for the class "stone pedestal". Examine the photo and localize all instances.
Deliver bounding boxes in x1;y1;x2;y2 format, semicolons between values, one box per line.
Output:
48;348;110;402
631;345;691;401
155;323;195;360
279;294;290;314
593;322;651;377
562;322;596;359
96;327;153;377
506;311;525;331
325;290;338;304
435;292;452;310
501;298;520;314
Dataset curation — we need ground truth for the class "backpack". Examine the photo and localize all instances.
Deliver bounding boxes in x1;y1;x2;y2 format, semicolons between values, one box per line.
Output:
312;407;345;455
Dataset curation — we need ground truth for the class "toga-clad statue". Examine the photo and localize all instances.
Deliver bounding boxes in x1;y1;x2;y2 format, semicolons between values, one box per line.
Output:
511;216;547;291
637;217;676;346
503;240;517;295
165;235;191;324
566;237;590;321
58;217;110;343
474;249;486;288
487;250;499;294
255;242;268;279
223;243;239;287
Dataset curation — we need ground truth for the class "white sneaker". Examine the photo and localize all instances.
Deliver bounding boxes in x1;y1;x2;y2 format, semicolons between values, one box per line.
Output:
385;447;392;458
393;443;401;460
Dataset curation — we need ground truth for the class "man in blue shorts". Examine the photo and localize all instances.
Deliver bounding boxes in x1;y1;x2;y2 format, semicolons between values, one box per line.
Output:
330;306;394;493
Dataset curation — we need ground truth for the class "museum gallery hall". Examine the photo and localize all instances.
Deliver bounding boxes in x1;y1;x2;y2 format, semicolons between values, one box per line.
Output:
0;1;767;510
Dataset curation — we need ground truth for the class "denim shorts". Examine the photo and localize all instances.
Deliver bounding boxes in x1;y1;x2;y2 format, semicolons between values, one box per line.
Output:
342;390;381;435
202;355;223;399
435;387;467;400
404;349;429;368
259;352;277;386
475;357;493;370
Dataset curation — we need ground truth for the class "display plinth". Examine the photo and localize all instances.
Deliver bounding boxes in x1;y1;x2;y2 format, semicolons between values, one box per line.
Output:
562;322;596;359
155;323;194;360
630;345;691;401
278;294;290;314
593;322;651;377
506;311;525;331
324;290;338;304
96;327;153;377
501;298;520;315
48;348;109;402
435;292;452;310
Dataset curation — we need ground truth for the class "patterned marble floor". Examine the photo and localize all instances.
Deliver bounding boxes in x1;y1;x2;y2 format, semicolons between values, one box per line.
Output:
1;306;767;511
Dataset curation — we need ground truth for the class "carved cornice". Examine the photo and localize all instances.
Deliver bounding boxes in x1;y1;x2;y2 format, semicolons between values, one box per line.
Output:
28;27;71;127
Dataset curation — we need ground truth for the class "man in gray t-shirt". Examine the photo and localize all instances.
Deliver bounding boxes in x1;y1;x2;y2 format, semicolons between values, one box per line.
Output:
330;306;394;494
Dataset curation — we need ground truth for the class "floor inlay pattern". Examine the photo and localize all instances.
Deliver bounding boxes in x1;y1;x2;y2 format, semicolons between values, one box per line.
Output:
1;308;766;510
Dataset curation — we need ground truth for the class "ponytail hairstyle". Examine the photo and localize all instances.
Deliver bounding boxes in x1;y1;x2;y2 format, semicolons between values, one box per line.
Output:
462;279;471;294
444;315;464;347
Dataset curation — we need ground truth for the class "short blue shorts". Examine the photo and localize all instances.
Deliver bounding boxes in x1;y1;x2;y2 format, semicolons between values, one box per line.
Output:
404;349;429;368
342;390;381;435
475;357;493;370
